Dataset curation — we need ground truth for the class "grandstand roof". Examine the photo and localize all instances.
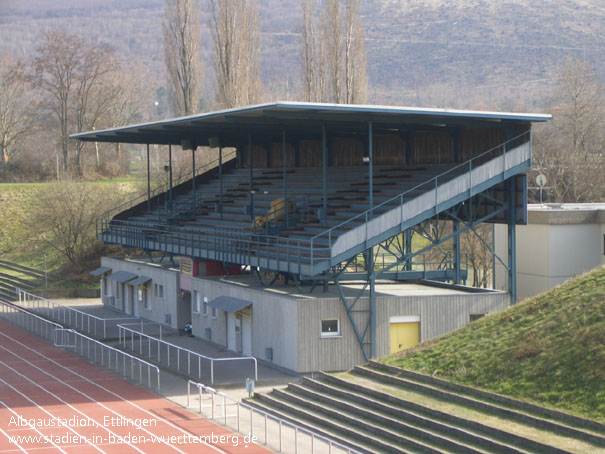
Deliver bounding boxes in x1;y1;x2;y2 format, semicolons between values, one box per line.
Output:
71;101;551;147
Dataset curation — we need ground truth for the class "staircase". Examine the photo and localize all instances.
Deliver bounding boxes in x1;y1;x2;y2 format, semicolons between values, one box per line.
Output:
245;361;605;454
0;260;44;301
98;133;531;277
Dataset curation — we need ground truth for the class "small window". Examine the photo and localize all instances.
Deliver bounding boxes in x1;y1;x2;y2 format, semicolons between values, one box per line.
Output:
470;313;485;322
211;305;217;319
138;288;144;303
202;296;209;316
143;287;150;310
156;284;164;300
321;319;340;337
193;291;200;314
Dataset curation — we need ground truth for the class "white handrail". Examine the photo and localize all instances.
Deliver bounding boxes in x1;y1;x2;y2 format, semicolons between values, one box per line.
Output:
186;380;359;454
0;298;160;392
117;323;257;385
0;299;62;342
18;289;134;338
54;328;160;391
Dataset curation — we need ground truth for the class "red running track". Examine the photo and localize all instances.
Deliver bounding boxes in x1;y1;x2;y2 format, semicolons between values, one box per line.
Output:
0;319;270;454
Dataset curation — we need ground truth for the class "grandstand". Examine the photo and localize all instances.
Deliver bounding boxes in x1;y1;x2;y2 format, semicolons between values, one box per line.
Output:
73;102;550;372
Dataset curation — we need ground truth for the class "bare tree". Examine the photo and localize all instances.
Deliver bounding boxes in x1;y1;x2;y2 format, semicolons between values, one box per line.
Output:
34;30;117;176
301;0;325;102
30;182;122;273
532;58;604;202
100;60;153;170
163;0;202;117
301;0;367;103
0;54;32;167
460;224;493;288
209;0;262;109
343;0;367;104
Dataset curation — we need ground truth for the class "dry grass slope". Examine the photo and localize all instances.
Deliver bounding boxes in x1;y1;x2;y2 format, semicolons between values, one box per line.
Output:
382;266;605;422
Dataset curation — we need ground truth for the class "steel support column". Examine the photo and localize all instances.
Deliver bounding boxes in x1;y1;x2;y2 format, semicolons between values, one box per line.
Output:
405;230;412;271
249;135;253;220
453;219;461;284
368;248;376;359
492;223;496;289
322;125;327;223
404;134;412;165
508;178;517;303
191;147;196;213
146;144;150;211
453;130;460;163
168;144;173;214
368;121;373;215
282;130;287;225
219;146;223;216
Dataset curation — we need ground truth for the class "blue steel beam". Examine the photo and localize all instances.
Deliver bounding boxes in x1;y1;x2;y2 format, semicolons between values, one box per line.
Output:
322;125;327;223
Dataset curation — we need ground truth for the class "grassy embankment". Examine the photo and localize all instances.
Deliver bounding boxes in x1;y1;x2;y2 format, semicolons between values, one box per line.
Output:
382;266;605;422
0;180;138;288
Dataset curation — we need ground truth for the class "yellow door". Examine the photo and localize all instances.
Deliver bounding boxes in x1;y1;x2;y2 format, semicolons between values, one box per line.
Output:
389;322;419;354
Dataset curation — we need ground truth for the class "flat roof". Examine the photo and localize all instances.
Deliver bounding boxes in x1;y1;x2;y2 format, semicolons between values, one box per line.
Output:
71;101;551;147
211;274;483;300
529;203;605;212
527;203;605;225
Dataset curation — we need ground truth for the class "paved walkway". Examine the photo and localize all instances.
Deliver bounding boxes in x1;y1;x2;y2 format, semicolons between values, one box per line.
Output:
54;297;299;389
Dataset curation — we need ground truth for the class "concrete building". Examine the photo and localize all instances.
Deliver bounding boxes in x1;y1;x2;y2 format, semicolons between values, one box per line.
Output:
98;256;508;373
495;203;605;301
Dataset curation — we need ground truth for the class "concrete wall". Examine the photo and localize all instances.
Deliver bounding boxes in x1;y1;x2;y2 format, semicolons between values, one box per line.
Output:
495;211;605;301
189;277;300;372
101;258;180;330
296;291;509;373
100;258;509;374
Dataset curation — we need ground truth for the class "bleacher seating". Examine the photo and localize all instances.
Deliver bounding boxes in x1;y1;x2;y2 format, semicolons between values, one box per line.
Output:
120;164;462;251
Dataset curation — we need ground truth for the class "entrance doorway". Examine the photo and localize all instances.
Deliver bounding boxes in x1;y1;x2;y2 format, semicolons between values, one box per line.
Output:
177;291;192;332
389;316;420;354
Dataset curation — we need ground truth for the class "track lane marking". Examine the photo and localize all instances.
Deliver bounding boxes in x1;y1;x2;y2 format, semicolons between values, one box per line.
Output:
0;400;68;454
0;331;232;454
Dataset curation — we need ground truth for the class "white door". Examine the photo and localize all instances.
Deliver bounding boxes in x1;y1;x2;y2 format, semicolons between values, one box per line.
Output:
133;287;138;317
227;312;236;351
242;316;252;356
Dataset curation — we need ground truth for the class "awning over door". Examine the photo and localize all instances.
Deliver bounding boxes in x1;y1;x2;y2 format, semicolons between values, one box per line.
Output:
107;271;137;283
129;276;152;286
90;266;111;276
208;296;252;313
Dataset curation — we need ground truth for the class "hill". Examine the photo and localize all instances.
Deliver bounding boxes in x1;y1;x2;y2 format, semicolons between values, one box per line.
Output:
382;266;605;422
0;0;603;108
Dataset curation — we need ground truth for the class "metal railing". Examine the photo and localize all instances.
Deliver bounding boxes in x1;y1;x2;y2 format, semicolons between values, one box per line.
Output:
17;289;133;339
98;153;237;228
118;322;257;385
0;299;62;342
0;298;160;392
54;328;160;392
318;131;531;257
98;219;326;274
98;133;530;273
186;380;360;454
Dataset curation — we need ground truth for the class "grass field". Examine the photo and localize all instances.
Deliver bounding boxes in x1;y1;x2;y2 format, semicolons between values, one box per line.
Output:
382;266;605;422
0;180;139;278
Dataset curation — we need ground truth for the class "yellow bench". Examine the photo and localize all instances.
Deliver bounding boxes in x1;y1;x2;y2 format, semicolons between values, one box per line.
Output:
252;198;294;229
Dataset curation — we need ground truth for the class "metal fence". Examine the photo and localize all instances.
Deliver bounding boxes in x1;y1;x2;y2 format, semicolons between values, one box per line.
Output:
54;328;160;392
186;380;361;454
118;322;257;385
0;298;160;393
0;298;62;342
17;289;134;339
